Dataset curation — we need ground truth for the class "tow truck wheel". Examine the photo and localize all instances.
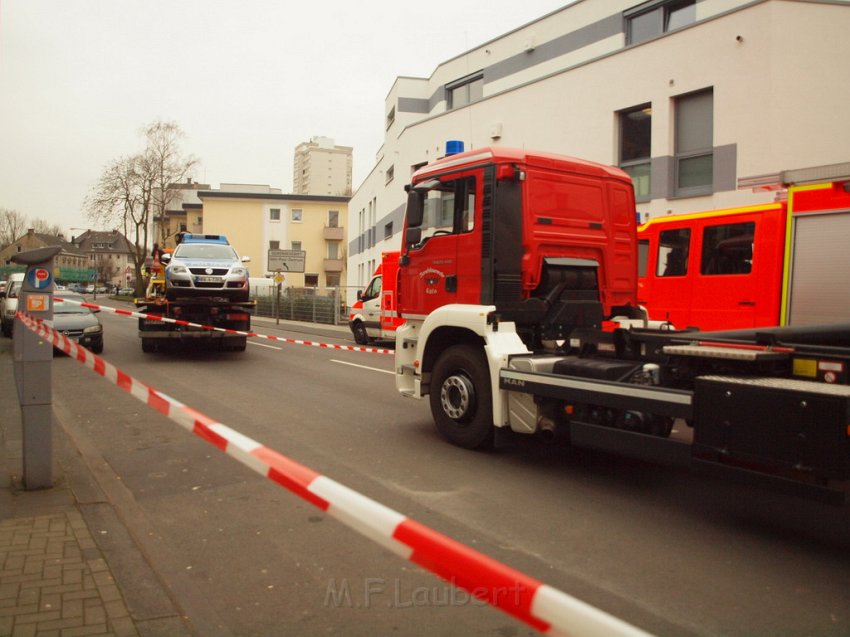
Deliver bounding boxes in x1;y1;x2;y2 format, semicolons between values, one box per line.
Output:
141;337;156;353
430;345;493;450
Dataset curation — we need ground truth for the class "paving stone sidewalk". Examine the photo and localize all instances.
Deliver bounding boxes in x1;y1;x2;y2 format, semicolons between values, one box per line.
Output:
0;512;137;637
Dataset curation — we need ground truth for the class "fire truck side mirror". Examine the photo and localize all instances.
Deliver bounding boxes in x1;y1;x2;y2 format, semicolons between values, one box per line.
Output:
405;227;422;247
406;189;423;227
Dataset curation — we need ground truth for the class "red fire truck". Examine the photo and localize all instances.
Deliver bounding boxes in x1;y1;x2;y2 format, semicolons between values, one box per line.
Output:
393;146;850;502
348;251;402;344
637;179;850;331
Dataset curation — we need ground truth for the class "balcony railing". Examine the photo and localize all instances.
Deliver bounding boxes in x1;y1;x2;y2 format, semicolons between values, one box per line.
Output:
323;258;344;272
323;226;344;241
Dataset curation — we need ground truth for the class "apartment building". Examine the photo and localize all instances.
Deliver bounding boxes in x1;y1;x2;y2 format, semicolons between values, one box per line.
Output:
198;184;349;288
0;229;90;283
293;136;353;197
348;0;850;294
72;229;135;287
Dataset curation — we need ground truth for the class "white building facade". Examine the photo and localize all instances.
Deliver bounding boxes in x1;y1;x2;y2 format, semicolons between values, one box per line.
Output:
348;0;850;295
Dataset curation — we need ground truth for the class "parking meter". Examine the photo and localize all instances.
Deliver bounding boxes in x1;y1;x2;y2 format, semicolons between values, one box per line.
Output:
12;245;60;489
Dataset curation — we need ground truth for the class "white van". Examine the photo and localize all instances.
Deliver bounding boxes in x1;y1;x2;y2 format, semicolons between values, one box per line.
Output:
249;277;277;297
1;272;25;337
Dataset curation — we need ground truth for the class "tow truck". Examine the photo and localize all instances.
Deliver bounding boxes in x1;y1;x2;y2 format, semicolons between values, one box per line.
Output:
393;146;850;503
136;234;254;352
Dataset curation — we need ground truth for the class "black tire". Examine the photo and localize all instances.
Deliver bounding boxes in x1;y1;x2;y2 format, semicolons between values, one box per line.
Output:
141;337;156;353
351;321;369;345
91;342;103;355
429;344;494;450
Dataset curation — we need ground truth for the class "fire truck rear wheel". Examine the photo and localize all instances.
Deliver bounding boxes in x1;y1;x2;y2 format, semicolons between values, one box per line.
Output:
430;345;493;450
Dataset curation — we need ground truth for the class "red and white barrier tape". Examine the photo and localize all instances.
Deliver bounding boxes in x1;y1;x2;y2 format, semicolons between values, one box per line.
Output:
17;310;652;637
53;296;392;355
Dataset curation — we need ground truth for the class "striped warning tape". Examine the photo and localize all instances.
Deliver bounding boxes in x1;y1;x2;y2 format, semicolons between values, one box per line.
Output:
16;309;652;637
53;296;392;355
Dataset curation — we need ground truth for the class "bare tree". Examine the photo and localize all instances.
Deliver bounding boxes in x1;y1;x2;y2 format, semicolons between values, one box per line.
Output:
144;121;198;246
85;154;150;294
30;217;64;237
84;120;198;293
0;208;27;249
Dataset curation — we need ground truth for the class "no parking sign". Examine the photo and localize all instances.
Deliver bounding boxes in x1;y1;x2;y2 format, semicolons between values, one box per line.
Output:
26;267;52;290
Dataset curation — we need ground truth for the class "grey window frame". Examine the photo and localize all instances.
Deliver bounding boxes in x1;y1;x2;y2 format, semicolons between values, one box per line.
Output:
446;72;484;110
619;103;652;202
625;0;696;46
674;88;714;197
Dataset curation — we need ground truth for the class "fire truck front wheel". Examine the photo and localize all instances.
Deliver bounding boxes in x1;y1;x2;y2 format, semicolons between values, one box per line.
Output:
351;321;369;345
430;345;494;450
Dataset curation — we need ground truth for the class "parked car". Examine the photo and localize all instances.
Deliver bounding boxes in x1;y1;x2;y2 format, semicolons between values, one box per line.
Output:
0;272;25;337
85;284;94;294
118;287;135;296
50;291;103;354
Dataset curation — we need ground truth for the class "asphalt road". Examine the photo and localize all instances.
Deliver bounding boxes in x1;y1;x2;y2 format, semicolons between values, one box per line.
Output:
39;300;850;636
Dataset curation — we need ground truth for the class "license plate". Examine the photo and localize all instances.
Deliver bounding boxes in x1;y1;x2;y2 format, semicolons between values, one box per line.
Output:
196;276;222;283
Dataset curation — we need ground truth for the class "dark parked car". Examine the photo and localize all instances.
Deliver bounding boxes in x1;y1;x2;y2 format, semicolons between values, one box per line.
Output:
50;292;103;354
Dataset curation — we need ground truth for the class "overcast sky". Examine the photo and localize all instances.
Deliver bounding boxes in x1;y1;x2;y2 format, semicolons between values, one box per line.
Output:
0;0;569;235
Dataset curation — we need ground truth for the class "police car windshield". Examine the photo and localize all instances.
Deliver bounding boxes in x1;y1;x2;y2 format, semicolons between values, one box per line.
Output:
175;244;238;260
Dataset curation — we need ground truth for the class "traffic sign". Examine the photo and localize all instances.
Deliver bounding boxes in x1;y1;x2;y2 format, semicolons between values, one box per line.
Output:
268;249;306;273
26;268;52;290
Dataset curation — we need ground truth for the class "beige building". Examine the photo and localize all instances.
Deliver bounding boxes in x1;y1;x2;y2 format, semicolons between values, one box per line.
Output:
349;0;850;295
154;179;209;249
198;184;349;288
293;136;353;197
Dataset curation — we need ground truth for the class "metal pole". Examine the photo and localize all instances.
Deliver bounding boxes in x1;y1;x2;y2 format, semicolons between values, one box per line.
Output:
12;245;61;489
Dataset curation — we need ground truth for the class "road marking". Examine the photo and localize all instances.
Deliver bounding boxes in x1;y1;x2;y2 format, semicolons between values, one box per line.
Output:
250;341;282;350
331;359;393;375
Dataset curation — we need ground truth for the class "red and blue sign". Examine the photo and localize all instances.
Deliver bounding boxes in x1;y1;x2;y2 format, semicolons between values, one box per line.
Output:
26;268;52;290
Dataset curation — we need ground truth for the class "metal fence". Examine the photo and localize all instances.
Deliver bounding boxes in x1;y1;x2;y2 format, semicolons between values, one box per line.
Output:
251;286;360;325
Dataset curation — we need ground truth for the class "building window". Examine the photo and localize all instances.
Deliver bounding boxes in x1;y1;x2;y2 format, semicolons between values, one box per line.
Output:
626;0;696;45
384;222;393;239
386;106;395;130
291;241;302;251
305;273;319;287
385;165;394;185
657;228;690;277
328;210;339;228
326;273;341;287
675;89;714;196
619;104;652;201
269;240;280;250
447;73;483;109
270;208;281;221
327;242;339;260
291;208;303;222
701;222;755;275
